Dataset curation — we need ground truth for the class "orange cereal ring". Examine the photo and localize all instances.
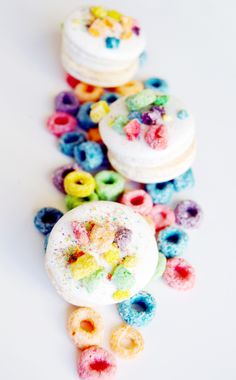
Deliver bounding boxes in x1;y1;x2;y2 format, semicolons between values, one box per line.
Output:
110;324;144;358
115;80;144;96
75;83;104;103
88;127;102;143
68;307;104;349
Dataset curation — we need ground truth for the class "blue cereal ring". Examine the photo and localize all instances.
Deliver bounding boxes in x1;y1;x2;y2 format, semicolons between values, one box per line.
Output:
172;169;195;192
157;226;189;258
74;141;104;172
58;131;87;157
101;92;120;105
118;291;156;327
144;77;169;93
34;207;63;235
76;102;97;131
146;181;174;204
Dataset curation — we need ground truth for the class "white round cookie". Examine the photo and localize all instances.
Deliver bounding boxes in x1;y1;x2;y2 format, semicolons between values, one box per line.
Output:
61;6;146;87
45;202;158;306
99;93;196;183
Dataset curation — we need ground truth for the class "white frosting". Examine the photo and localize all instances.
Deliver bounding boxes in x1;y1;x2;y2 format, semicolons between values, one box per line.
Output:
45;202;158;306
99;95;196;168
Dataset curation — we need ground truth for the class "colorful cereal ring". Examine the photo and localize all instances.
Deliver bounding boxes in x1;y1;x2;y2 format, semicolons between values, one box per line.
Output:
34;207;63;235
174;200;203;229
172;169;195;192
115;80;144;96
146;181;174;204
110;324;144;358
52;163;79;193
77;102;98;131
64;171;95;197
163;257;196;290
150;204;175;232
120;189;153;216
101;92;120;104
75;83;104;103
74;141;104;172
65;72;80;88
78;346;117;380
55;91;80;115
65;193;98;210
88;128;102;143
95;170;125;201
144;77;169;93
157;226;189;258
58;131;87;157
46;112;77;137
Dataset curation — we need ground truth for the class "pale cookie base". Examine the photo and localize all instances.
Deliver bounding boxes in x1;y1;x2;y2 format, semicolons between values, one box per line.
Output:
62;51;139;87
108;139;197;183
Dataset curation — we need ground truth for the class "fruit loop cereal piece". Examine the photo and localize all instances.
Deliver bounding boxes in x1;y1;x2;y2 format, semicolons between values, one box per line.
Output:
101;92;120;105
118;291;156;327
72;221;89;246
157;226;189;258
112;290;130;301
95;170;125;201
175;200;203;229
90;223;115;253
141;109;162;125
46;112;77;137
55;91;80;116
64;170;95;197
66;72;80;88
103;244;120;266
125;89;156;111
144;124;168;150
58;131;87;157
90;101;110;123
77;102;98;131
52;163;80;193
34;207;63;235
110;115;128;134
90;6;107;19
146;181;174;204
78;346;117;380
123;119;141;141
144;77;169;93
105;36;120;49
127;110;142;123
74;141;104;172
163;257;196;290
154;94;169;107
75;83;104;103
88;128;102;143
68;307;104;349
115;80;144;96
88;18;107;37
112;265;135;290
70;252;100;280
150;204;175;232
154;253;167;278
121;189;153;216
114;227;132;251
65;193;98;210
110;324;144;358
82;269;105;293
172;169;195;192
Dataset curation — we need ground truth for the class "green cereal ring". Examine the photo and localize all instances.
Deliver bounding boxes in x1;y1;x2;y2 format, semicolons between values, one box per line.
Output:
65;193;98;210
153;253;167;279
95;170;125;201
125;89;156;111
153;95;169;106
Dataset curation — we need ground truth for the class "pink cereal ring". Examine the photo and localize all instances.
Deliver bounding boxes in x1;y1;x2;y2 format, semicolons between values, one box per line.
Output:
163;257;196;291
46;112;77;137
120;189;153;216
71;221;89;246
150;204;175;233
78;346;117;380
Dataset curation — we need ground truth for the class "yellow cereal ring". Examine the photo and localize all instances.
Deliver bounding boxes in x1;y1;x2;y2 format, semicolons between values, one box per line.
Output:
115;80;144;96
90;223;115;253
110;324;144;358
64;171;95;197
112;289;130;301
90;6;107;19
70;252;100;280
68;307;104;349
107;9;122;21
103;243;120;265
90;100;110;123
75;83;104;103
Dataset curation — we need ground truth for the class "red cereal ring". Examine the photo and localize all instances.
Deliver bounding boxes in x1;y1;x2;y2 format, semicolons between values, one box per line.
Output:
150;204;175;233
163;257;196;291
78;346;117;380
65;72;80;88
120;189;153;216
46;112;77;137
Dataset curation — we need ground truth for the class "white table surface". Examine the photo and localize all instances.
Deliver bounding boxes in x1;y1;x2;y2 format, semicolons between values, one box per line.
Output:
0;1;235;379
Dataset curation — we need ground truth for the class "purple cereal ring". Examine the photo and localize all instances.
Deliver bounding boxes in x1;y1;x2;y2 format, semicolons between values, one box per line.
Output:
52;163;79;193
46;112;77;137
55;91;80;116
77;346;117;380
120;189;153;216
174;200;203;229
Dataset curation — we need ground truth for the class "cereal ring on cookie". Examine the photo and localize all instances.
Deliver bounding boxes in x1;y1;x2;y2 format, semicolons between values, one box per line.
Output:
115;80;144;96
77;102;98;131
90;223;115;253
68;307;104;349
74;141;104;172
174;200;203;229
144;77;169;93
146;181;174;204
95;170;125;201
150;204;175;232
58;131;87;157
163;257;196;290
34;207;63;235
157;226;189;258
110;324;144;358
64;171;95;197
78;346;117;380
52;163;79;193
46;112;77;137
118;291;156;327
120;189;153;216
75;83;104;103
55;91;80;116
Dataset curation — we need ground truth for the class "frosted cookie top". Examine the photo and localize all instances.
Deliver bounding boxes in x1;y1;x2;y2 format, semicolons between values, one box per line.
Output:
45;202;158;306
63;6;145;61
99;90;195;167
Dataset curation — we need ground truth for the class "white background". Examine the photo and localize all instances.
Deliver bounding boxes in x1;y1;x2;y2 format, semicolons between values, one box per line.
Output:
0;0;235;379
